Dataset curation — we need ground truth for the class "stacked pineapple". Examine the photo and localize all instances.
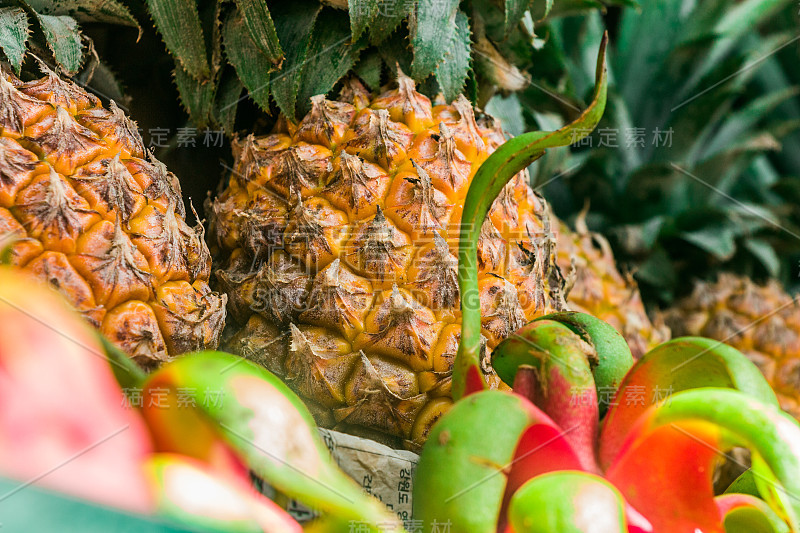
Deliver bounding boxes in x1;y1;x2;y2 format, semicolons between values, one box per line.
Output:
556;216;669;358
209;73;664;445
663;274;800;419
0;65;226;368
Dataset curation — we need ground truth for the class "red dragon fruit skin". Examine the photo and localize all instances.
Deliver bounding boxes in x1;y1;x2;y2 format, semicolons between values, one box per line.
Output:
0;268;155;513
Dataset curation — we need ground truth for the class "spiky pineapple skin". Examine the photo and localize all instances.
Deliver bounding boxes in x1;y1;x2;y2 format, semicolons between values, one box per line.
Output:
209;76;659;445
555;218;669;359
0;68;226;368
663;274;800;419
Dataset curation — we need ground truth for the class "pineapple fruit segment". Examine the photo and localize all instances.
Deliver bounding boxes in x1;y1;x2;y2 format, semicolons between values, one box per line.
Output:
210;73;663;445
0;67;226;368
556;216;669;359
663;273;800;419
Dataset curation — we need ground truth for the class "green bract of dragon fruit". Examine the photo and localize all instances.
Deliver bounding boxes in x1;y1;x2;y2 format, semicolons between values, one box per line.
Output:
412;36;800;533
0;266;401;532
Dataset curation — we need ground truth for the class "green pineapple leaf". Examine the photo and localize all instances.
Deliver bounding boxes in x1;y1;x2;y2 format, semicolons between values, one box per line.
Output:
545;0;605;19
233;0;282;68
74;61;127;103
486;93;525;136
297;9;367;116
222;10;272;112
36;13;82;74
367;0;408;45
682;0;790;44
726;202;781;227
204;0;224;83
214;70;244;135
539;1;800;296
0;7;29;72
269;0;321;120
701;87;800;161
465;57;478;103
174;64;216;128
744;239;781;277
674;11;793;119
138;0;618;135
435;10;471;102
504;0;529;35
411;0;459;80
662;33;791;166
348;0;379;41
353;48;382;90
24;0;138;29
615;0;685;120
378;27;412;74
634;247;676;294
146;0;210;81
681;225;738;261
530;0;555;21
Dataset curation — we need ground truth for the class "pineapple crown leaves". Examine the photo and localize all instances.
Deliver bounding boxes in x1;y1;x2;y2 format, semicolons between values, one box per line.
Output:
519;0;800;301
0;6;31;71
145;0;212;81
145;0;624;132
0;0;139;74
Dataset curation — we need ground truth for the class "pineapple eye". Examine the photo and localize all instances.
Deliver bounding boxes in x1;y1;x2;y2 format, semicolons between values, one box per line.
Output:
1;70;226;367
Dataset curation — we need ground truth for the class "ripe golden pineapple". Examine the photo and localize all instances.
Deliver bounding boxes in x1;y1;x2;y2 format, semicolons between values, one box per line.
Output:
555;215;669;358
662;274;800;419
209;73;658;445
0;66;226;368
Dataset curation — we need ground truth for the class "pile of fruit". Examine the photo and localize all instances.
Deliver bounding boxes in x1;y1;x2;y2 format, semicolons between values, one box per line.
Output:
1;0;800;531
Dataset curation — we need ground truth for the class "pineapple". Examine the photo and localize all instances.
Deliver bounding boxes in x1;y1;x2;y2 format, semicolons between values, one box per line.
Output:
0;65;226;368
209;73;661;446
662;274;800;420
556;215;669;359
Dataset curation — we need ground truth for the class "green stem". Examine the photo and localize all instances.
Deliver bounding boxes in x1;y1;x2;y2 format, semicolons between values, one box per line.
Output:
453;32;610;400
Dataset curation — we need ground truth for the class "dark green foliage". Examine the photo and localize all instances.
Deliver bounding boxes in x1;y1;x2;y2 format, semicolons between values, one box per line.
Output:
36;13;82;73
520;0;800;301
233;0;282;67
173;62;216;127
142;0;625;127
410;0;459;80
267;0;320;119
146;0;209;80
347;0;378;41
222;10;272;111
0;7;29;71
24;0;138;27
296;9;366;116
435;10;471;101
